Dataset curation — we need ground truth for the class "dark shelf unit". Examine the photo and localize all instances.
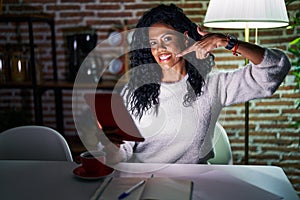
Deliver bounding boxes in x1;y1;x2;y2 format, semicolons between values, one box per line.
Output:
0;14;62;132
0;14;121;136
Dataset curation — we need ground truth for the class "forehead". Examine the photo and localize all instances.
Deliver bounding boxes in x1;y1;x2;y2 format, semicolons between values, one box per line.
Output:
148;23;178;38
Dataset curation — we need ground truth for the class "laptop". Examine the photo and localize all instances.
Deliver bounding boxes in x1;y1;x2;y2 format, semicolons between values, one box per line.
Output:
84;92;145;142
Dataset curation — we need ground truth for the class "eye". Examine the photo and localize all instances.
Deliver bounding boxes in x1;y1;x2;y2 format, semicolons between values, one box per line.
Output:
149;40;157;47
163;36;172;43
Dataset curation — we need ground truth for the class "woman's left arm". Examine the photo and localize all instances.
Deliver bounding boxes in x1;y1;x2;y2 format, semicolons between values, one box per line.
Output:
176;27;291;106
231;40;265;65
177;27;267;65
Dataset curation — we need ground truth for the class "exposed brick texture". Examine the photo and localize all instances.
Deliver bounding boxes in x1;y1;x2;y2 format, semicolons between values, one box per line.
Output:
0;0;299;196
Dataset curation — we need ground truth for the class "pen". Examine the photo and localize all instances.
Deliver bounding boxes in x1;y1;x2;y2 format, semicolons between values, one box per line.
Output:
90;177;113;200
118;179;146;200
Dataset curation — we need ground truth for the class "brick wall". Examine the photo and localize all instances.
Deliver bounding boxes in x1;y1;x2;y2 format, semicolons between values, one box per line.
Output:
0;0;299;195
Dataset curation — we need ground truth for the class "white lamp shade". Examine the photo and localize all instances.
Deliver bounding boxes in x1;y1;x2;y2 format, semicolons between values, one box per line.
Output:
203;0;289;29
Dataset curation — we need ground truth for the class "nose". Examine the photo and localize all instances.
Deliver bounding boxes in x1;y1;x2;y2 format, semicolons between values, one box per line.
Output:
157;41;167;50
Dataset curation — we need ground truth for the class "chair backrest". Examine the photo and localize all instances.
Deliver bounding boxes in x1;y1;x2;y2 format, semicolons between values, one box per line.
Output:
208;122;233;165
0;125;73;161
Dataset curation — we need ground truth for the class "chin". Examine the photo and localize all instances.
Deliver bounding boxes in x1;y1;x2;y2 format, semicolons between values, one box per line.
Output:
160;65;174;71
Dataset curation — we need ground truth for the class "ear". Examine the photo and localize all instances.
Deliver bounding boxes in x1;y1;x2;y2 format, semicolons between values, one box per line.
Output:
183;31;189;47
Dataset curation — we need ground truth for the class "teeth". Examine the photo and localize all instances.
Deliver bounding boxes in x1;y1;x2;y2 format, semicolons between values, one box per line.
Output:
159;54;171;60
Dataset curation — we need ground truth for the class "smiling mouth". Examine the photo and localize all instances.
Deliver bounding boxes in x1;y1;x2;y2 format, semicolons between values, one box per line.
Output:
159;54;172;62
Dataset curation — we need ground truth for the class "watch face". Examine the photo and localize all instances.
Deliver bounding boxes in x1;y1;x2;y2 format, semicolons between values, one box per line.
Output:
225;34;238;50
228;34;237;40
108;31;123;46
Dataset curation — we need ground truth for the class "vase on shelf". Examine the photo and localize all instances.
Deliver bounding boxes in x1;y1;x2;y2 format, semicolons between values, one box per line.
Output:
10;51;28;82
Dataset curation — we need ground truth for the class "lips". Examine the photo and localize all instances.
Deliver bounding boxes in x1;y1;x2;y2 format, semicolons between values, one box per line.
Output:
159;53;172;62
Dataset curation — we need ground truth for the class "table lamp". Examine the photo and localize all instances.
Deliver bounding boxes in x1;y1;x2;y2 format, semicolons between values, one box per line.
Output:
203;0;289;164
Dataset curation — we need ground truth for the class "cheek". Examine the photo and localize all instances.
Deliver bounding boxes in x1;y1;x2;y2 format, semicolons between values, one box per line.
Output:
150;49;160;62
150;48;155;55
168;46;182;54
150;48;157;58
169;41;185;53
177;40;187;51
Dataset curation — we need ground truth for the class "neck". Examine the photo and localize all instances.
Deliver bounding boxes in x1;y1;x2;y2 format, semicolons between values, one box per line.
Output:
161;59;186;83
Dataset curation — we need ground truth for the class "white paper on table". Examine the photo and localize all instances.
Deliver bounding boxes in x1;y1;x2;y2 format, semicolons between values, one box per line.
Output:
141;177;192;200
191;170;283;200
93;177;192;200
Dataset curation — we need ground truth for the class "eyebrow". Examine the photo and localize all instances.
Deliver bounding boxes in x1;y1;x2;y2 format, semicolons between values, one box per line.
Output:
149;31;177;41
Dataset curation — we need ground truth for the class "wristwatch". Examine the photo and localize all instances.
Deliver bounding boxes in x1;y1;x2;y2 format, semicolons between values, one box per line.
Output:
225;34;238;50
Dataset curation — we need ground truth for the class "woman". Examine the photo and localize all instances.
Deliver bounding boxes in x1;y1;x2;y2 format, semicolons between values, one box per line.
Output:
104;4;290;164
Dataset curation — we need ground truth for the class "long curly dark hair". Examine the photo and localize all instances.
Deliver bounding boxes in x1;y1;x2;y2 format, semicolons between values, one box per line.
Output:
123;4;209;120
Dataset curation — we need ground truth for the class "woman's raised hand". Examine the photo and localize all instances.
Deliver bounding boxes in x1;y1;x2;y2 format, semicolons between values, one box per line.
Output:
176;27;227;59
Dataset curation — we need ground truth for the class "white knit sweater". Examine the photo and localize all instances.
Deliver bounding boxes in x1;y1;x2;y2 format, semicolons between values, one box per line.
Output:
118;48;291;164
